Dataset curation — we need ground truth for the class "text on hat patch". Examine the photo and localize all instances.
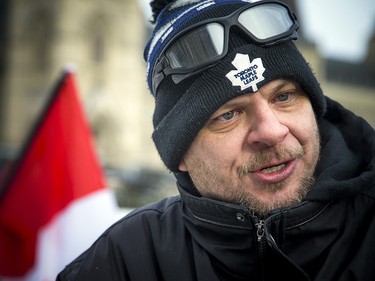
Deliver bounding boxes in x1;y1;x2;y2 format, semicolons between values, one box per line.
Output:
225;54;265;92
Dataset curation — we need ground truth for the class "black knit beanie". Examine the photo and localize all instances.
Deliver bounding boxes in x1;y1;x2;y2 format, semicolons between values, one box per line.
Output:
144;0;326;172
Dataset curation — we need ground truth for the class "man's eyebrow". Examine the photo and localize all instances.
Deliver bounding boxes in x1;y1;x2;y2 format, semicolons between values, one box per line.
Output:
268;80;296;93
214;80;298;113
217;98;247;111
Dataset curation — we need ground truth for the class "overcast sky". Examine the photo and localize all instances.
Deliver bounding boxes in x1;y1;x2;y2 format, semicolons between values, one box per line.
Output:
139;0;375;63
297;0;375;63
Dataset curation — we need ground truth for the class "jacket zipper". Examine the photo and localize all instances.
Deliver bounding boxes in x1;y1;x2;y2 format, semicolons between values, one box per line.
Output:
255;219;265;241
254;218;266;280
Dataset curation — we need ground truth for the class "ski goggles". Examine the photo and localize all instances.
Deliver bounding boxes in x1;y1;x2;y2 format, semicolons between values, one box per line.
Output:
152;1;299;94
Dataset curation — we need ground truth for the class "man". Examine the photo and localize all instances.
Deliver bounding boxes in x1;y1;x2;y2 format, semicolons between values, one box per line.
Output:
57;0;375;280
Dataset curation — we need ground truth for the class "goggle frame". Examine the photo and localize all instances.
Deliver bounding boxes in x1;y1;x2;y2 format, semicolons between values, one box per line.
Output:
152;1;299;95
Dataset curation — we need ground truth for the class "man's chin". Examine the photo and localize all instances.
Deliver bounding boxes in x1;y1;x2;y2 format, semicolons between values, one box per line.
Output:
236;177;315;217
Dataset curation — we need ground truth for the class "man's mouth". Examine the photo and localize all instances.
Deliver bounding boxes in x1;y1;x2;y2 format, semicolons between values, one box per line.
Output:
260;163;287;174
249;160;297;184
237;146;305;180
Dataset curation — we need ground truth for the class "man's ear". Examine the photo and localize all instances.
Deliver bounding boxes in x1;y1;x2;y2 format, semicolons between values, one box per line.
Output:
178;158;188;172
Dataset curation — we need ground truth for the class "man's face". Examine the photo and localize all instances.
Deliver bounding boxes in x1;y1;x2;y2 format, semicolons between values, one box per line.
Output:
179;79;320;217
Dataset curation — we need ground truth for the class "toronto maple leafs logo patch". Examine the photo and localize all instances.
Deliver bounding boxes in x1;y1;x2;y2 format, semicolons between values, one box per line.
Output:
225;54;266;92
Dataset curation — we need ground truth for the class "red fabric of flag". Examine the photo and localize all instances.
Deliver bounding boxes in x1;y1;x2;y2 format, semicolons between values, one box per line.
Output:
0;71;107;276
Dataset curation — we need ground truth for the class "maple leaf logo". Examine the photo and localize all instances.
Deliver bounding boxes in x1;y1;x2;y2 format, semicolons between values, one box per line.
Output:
225;54;266;92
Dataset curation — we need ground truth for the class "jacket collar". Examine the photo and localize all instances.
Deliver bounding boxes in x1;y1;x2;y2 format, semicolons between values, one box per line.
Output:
178;179;330;230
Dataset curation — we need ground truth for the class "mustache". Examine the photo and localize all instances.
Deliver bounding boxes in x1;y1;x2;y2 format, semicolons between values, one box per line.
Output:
237;146;305;178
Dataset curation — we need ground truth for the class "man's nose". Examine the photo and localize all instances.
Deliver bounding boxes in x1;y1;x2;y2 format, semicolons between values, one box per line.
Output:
246;103;289;149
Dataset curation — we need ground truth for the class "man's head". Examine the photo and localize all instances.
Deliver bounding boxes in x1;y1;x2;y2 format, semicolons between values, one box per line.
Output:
144;0;326;172
144;0;326;215
178;78;320;217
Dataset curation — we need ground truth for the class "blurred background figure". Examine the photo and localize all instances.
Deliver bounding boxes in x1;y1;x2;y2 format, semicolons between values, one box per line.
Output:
0;0;374;208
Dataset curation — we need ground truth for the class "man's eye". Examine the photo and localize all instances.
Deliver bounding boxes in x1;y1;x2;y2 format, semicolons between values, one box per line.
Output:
217;111;236;121
275;92;291;102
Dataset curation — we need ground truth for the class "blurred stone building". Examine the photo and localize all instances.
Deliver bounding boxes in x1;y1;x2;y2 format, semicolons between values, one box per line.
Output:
0;0;177;206
0;0;374;206
0;0;160;170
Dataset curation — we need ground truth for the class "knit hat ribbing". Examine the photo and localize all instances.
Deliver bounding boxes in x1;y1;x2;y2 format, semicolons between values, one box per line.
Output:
144;0;326;172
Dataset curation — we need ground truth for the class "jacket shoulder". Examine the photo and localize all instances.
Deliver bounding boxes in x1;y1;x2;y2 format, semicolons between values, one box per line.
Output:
57;196;184;281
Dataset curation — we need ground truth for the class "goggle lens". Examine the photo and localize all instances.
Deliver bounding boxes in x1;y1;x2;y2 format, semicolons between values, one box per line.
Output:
238;4;294;40
166;23;225;69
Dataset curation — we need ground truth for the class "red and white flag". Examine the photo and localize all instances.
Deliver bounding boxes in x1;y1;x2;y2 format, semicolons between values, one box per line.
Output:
0;70;121;281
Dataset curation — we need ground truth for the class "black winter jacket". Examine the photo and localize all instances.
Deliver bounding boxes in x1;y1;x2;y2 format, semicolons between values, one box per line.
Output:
57;98;375;281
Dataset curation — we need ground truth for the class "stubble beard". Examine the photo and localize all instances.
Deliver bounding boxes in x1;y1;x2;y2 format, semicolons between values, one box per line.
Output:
207;144;318;218
234;171;316;218
187;129;320;219
234;144;319;218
